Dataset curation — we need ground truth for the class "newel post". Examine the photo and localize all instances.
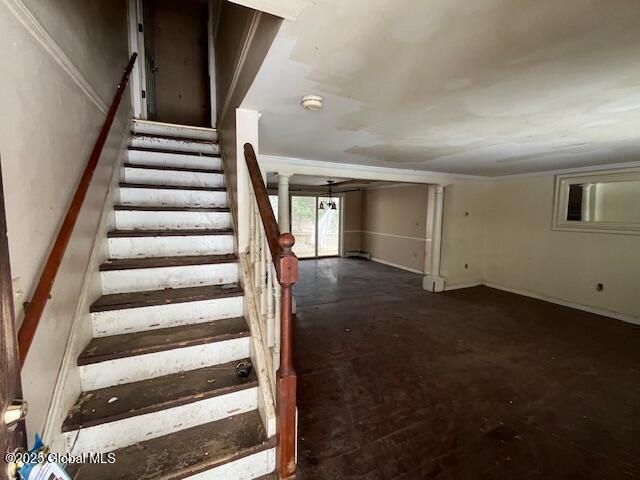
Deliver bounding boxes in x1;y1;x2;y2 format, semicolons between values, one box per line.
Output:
276;233;298;479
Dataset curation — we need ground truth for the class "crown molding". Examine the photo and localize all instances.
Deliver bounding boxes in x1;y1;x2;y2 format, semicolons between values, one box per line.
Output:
3;0;109;113
489;160;640;181
258;154;488;185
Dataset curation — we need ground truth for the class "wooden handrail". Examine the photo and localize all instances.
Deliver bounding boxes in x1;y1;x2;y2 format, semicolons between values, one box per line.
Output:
18;53;138;366
244;143;282;260
244;142;298;479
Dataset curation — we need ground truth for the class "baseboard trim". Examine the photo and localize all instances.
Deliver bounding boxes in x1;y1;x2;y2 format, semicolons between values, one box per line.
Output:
444;281;483;291
344;251;371;260
370;257;424;275
483;282;640;325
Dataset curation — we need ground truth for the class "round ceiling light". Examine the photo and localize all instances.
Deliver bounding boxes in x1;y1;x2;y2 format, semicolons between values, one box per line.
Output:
301;94;324;111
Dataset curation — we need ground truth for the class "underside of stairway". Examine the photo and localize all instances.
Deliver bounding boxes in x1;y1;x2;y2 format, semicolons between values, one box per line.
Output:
64;120;276;480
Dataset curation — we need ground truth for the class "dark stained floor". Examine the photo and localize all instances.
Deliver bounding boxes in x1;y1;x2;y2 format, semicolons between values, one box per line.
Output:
293;258;640;480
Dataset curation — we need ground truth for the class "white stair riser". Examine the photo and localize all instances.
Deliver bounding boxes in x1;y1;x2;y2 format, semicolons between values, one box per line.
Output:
101;263;239;294
115;210;231;230
65;387;258;454
92;296;244;337
185;449;275;480
120;187;227;208
132;121;217;141
127;149;221;170
108;235;234;259
130;136;219;155
80;337;250;390
122;167;223;188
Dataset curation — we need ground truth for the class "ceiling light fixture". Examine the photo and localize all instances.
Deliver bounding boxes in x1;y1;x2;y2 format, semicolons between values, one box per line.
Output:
301;94;324;111
319;181;337;210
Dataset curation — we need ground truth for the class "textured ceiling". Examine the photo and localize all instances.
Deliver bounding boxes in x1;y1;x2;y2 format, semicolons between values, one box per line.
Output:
243;0;640;176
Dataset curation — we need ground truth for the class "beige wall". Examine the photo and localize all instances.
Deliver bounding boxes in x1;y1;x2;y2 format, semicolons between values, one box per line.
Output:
0;0;129;442
359;185;429;273
440;180;488;288
216;2;281;220
342;190;362;252
441;176;640;321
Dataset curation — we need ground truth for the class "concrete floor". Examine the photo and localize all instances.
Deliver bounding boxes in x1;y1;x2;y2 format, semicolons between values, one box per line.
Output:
293;258;640;480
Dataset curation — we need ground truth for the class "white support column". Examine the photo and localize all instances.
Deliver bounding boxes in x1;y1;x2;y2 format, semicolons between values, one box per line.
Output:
423;184;446;293
277;173;292;233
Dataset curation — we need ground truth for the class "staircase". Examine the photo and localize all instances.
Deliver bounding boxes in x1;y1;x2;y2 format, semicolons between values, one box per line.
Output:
64;121;276;479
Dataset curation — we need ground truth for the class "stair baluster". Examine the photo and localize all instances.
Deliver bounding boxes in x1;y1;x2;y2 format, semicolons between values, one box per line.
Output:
244;143;298;479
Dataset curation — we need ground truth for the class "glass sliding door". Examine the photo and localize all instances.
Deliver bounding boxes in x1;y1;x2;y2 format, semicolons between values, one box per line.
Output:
291;196;317;258
317;196;340;257
290;195;341;258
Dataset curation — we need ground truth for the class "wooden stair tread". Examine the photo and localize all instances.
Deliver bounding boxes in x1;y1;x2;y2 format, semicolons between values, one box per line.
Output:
63;360;257;431
90;284;243;312
128;145;221;158
78;316;249;365
114;205;230;212
69;411;274;480
123;163;222;174
119;182;226;192
100;254;237;271
108;228;233;238
131;132;218;145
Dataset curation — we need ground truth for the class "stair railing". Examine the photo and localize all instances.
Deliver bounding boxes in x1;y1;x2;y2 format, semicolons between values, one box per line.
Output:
17;54;137;366
244;143;298;479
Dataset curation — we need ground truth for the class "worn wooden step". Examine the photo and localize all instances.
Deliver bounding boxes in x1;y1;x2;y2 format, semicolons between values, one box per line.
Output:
90;284;244;338
90;284;242;313
63;361;259;454
122;164;223;189
123;163;223;174
131;132;219;145
79;317;251;390
100;254;237;271
129;134;219;156
107;229;235;260
114;205;230;212
127;147;222;172
114;205;232;230
120;182;226;192
69;411;275;480
108;228;233;237
65;360;257;431
99;254;239;294
79;316;249;366
129;145;221;158
132;119;217;142
119;182;228;208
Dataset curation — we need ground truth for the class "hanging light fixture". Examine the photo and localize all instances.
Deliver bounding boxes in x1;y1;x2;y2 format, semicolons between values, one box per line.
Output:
320;180;337;210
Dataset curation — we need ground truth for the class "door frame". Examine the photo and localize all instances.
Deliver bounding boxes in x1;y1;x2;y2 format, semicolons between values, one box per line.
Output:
127;0;148;119
0;160;27;472
289;192;343;259
128;0;218;127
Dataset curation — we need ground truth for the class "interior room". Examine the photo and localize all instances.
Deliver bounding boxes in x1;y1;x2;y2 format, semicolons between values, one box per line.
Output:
1;0;639;479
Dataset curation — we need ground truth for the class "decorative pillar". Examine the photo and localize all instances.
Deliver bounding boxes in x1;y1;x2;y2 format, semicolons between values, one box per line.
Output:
423;184;446;292
278;173;292;233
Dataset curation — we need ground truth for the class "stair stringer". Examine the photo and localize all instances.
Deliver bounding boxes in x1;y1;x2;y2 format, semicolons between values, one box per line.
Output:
40;121;132;454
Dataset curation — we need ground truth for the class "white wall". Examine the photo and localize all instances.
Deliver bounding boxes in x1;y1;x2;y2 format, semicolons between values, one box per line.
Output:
0;0;130;444
440;180;487;289
441;176;640;322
